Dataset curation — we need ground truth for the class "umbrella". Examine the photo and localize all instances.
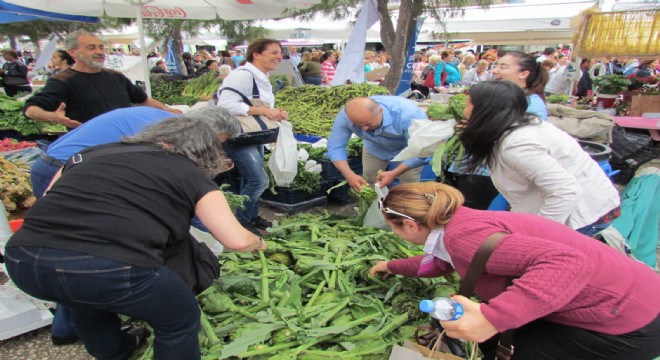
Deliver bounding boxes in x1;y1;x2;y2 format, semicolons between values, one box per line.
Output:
0;0;99;23
8;0;322;96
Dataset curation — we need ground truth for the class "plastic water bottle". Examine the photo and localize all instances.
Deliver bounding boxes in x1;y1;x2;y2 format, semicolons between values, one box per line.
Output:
419;297;464;321
596;101;605;111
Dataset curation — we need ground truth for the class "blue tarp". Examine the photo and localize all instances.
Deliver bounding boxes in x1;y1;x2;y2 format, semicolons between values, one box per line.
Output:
0;0;99;23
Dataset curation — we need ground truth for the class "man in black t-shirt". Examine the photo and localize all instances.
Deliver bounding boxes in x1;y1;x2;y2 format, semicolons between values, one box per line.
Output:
23;30;181;129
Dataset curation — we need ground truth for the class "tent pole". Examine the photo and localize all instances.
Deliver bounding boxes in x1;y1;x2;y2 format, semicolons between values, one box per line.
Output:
135;4;151;97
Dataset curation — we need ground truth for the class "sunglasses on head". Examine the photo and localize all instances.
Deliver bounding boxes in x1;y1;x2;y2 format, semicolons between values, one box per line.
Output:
375;184;415;221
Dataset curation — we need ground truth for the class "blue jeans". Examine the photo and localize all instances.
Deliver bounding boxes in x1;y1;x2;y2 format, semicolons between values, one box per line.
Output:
303;76;322;85
224;144;269;223
30;157;62;198
5;247;201;360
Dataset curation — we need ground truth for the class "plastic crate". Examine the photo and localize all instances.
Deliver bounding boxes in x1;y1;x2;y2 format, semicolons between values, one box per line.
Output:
260;196;327;214
326;179;355;204
385;160;436;186
294;134;323;144
261;181;328;204
318;157;362;181
610;127;653;163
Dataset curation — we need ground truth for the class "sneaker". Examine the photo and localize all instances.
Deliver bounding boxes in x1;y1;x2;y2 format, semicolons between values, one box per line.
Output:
51;335;79;346
252;216;272;229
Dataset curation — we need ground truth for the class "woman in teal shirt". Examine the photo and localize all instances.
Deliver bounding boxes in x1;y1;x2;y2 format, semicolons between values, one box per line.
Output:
434;50;461;86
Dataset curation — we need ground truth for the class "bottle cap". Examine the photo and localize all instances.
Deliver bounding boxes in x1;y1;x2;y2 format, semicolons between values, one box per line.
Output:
419;300;435;313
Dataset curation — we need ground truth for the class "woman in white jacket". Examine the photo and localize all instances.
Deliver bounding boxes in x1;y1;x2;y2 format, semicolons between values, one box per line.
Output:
459;81;620;235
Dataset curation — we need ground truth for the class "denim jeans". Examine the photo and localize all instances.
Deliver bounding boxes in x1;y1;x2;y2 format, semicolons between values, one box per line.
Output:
5;246;201;360
224;144;269;223
30;157;62;198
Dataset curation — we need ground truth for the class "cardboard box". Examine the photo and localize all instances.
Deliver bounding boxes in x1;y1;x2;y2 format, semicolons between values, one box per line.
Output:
629;94;660;117
389;339;466;360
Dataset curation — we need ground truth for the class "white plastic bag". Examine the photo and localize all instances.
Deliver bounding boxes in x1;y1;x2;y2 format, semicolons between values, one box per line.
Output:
392;119;455;161
268;121;298;187
362;184;390;230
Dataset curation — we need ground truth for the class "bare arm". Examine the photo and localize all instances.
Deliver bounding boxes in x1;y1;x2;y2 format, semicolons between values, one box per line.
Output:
140;97;183;114
24;103;82;128
195;190;266;252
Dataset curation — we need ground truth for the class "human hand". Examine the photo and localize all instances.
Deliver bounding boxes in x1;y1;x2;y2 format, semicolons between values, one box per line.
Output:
167;107;183;114
53;103;81;128
440;295;498;343
375;171;397;188
346;173;369;192
369;261;392;277
263;108;287;121
258;237;268;252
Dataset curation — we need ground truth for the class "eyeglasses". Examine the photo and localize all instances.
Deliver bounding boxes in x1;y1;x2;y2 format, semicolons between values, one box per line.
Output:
375;184;415;221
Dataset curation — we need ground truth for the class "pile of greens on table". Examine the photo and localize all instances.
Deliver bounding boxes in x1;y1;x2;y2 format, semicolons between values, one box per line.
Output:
136;212;460;360
275;84;389;137
0;95;66;135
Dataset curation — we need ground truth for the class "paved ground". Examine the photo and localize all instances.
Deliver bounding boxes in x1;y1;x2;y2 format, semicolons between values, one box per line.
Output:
1;158;659;360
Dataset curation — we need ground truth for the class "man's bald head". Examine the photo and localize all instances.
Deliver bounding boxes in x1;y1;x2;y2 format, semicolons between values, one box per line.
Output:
345;98;382;131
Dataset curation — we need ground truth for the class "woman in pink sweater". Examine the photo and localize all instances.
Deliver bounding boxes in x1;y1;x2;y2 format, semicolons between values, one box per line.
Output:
370;182;660;359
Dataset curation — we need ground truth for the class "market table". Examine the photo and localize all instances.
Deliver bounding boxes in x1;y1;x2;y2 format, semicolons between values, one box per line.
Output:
614;116;660;141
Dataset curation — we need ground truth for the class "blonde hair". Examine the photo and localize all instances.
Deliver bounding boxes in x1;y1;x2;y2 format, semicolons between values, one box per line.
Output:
428;55;441;65
462;54;476;64
382;182;464;228
364;50;375;60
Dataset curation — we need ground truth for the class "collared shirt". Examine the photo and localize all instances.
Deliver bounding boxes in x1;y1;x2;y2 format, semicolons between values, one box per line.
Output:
489;120;620;229
327;95;428;168
216;62;274;115
289;53;301;68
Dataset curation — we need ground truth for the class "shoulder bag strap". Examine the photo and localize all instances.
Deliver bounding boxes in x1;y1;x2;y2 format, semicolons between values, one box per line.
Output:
217;69;268;132
457;231;514;360
63;144;158;173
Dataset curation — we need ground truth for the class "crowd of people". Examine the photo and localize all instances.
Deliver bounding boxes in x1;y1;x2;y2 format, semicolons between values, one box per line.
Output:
2;32;659;360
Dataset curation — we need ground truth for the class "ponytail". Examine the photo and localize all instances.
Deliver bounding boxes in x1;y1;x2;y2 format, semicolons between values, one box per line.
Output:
504;51;549;99
382;183;464;229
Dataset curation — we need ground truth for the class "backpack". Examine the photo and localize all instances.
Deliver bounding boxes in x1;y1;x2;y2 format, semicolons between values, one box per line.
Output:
423;68;436;88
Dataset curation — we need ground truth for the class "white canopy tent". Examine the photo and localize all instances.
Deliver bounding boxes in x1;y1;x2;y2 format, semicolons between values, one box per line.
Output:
8;0;322;96
419;0;597;45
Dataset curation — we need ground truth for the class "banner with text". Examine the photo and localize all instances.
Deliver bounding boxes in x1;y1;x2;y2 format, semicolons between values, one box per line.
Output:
395;17;425;96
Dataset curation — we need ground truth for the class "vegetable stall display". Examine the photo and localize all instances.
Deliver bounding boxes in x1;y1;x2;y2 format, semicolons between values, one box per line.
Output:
430;94;468;179
1;157;33;213
275;84;390;137
0;95;66;136
136;212;460;359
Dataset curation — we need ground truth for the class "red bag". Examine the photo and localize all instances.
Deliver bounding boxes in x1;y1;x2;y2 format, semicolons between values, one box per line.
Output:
423;69;435;88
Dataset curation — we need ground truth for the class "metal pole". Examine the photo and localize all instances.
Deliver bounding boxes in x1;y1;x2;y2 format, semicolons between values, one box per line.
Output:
135;4;152;97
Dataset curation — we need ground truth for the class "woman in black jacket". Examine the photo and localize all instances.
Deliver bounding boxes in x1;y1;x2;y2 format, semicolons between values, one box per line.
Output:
1;50;32;96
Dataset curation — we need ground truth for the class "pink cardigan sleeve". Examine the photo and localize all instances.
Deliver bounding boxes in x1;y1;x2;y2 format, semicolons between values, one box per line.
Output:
387;255;453;278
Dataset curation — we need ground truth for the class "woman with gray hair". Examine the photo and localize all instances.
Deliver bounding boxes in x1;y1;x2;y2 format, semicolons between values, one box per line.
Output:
4;106;267;360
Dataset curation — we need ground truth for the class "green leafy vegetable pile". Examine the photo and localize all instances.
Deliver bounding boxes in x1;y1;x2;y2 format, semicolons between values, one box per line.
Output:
136;212;460;359
0;95;41;136
150;74;200;106
183;73;224;101
275;84;390;137
431;94;468;178
426;103;454;120
264;152;324;195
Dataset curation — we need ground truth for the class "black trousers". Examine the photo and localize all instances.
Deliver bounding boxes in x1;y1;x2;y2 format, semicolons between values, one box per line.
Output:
480;315;660;360
3;84;32;97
